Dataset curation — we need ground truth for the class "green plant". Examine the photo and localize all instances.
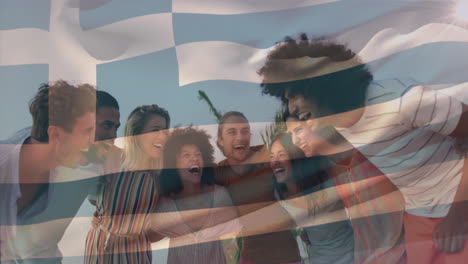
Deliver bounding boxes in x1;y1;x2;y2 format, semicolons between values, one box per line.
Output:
197;90;223;122
260;110;286;147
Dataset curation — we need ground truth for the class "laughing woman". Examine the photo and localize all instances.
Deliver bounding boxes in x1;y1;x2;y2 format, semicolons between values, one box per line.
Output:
269;133;354;264
85;105;170;264
150;127;240;264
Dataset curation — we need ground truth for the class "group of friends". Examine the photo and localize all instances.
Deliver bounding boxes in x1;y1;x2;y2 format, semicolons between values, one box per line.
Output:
1;34;468;264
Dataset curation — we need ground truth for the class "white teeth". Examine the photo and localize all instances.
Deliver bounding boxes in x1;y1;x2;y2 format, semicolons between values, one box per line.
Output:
190;165;200;170
153;144;162;148
234;145;245;150
274;168;285;173
298;112;311;121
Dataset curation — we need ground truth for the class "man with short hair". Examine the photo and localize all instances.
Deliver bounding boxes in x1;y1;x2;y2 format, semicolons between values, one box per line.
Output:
80;90;122;174
95;90;120;143
215;111;301;264
86;90;121;204
259;34;468;263
0;80;96;263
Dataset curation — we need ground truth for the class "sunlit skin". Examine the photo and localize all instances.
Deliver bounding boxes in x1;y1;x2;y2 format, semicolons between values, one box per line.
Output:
217;116;252;165
177;144;204;184
17;111;96;181
137;114;168;160
54;112;96;168
269;140;293;183
286;117;325;158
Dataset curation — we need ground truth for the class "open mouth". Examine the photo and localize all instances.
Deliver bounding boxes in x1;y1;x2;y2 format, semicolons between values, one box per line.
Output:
299;144;308;152
233;144;245;150
80;145;96;158
298;112;312;121
274;168;286;174
188;166;200;174
153;143;162;149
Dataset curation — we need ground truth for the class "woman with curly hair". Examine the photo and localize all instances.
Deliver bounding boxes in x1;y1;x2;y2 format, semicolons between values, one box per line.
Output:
85;104;170;264
150;127;241;264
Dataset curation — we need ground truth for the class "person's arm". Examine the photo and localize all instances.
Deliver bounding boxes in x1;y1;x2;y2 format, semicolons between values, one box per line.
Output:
147;230;165;243
145;180;402;250
433;150;468;253
449;104;468;137
235;186;337;237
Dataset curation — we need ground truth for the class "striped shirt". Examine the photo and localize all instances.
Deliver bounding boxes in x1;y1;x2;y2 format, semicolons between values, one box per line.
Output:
85;170;158;264
338;78;464;217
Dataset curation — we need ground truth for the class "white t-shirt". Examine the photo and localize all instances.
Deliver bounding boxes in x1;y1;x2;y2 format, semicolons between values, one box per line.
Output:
0;128;103;263
338;78;464;217
0;128;30;257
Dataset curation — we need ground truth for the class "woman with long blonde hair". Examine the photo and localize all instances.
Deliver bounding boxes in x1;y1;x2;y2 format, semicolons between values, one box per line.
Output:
85;104;170;264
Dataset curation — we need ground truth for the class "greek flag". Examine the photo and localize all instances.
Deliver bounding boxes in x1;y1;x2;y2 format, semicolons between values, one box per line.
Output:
2;0;468;263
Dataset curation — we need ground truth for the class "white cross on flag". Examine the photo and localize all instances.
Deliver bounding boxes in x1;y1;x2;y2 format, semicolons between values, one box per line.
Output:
2;0;468;263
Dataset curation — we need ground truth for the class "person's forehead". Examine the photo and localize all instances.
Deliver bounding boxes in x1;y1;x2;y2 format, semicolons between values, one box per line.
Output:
145;114;166;126
270;140;285;152
180;144;201;153
284;89;307;102
223;116;250;129
73;112;96;129
284;88;298;100
286;119;303;132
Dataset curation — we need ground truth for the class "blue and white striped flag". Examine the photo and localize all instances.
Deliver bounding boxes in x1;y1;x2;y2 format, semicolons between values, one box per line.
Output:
2;0;468;263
